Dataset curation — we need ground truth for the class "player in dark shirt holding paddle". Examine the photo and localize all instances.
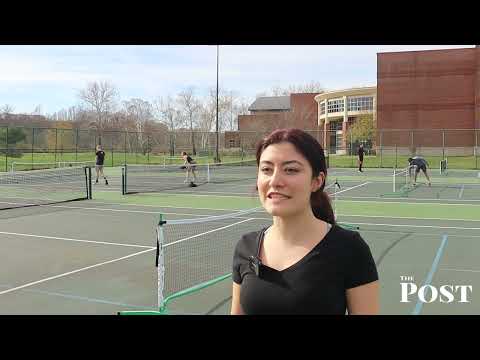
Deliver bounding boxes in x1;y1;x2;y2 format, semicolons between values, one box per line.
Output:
408;156;431;186
181;151;198;186
358;143;365;173
95;145;108;185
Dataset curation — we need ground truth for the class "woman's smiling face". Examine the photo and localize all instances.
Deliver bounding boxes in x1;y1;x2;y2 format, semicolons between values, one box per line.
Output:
257;142;323;218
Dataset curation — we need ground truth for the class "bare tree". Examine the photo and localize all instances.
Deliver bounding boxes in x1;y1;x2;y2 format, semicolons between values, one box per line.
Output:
270;86;285;96
123;98;154;132
123;98;155;154
153;96;183;155
197;104;213;151
77;81;119;144
288;80;324;94
153;96;184;131
0;104;14;114
47;105;84;124
217;91;233;132
193;87;230;153
225;90;236;131
197;90;216;151
235;98;251;116
177;87;202;154
32;104;43;115
264;81;324;96
255;92;268;99
223;93;252;131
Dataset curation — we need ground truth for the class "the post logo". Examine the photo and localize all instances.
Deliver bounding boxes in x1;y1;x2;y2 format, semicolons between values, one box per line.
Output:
400;276;473;303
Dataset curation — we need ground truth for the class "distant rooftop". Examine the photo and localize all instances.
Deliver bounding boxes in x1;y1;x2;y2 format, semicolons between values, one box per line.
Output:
249;96;291;112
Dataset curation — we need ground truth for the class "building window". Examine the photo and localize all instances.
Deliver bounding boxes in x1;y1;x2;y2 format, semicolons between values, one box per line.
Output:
229;139;236;147
329;120;343;131
319;101;325;115
347;96;373;112
327;99;344;113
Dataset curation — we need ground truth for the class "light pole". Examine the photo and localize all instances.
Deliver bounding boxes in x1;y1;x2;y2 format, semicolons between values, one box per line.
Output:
215;45;220;163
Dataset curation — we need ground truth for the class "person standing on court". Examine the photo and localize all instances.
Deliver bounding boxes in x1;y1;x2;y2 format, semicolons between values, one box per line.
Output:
358;143;365;172
231;128;379;315
408;156;431;186
181;151;198;185
95;144;109;185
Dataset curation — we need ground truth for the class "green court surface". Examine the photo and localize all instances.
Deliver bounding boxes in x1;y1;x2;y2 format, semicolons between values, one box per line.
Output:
0;165;479;315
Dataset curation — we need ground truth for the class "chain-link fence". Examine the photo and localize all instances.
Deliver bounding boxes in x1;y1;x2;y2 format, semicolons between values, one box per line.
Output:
326;128;479;169
1;127;479;171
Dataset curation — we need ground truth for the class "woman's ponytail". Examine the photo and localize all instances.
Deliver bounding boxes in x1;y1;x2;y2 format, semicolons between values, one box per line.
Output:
310;189;335;224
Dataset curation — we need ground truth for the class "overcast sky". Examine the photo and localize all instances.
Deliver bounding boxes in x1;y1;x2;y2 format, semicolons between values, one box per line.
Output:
0;45;474;115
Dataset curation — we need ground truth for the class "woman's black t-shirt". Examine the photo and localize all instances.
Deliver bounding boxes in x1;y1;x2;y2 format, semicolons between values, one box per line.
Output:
358;147;365;160
232;224;378;315
96;151;105;165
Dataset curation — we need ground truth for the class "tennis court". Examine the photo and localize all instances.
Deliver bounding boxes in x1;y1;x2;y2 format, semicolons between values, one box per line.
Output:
0;162;479;314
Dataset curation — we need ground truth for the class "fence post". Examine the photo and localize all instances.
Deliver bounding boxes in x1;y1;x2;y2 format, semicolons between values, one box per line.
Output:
410;130;414;156
350;130;353;167
111;135;114;167
474;129;478;169
31;128;35;167
379;131;383;168
55;128;58;164
75;128;79;162
123;131;128;165
442;130;445;160
135;132;138;164
147;135;150;164
5;127;8;172
395;144;398;169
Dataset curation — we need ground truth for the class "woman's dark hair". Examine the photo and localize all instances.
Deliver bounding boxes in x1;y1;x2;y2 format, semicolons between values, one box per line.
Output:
256;128;335;224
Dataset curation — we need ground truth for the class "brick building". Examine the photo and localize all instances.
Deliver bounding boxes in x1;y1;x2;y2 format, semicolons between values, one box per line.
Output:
377;46;480;155
239;93;320;131
226;46;480;156
225;92;321;151
315;87;377;154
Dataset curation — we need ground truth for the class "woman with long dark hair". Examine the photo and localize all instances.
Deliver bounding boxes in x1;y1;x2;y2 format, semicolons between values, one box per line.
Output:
231;128;379;314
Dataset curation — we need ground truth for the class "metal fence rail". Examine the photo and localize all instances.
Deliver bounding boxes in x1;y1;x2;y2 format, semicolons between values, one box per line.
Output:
1;126;479;171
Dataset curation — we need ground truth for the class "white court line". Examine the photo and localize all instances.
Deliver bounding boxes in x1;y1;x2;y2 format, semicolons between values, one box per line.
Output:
333;195;480;203
334;182;371;195
412;234;448;315
0;231;155;249
439;268;480;273
1;199;251;213
162;190;254;196
0;201;165;214
0;283;154;310
79;207;479;225
0;202;225;217
459;185;465;199
243;215;480;232
340;221;480;231
0;248;155;296
339;213;480;222
85;200;246;211
127;192;253;199
336;199;480;207
164;218;255;248
90;189;120;193
353;228;480;239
